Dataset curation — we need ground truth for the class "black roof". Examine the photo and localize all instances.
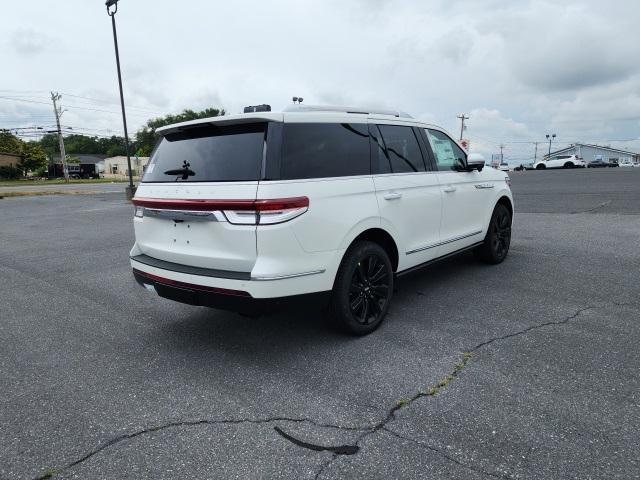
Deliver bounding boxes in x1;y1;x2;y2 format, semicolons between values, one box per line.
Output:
52;154;107;164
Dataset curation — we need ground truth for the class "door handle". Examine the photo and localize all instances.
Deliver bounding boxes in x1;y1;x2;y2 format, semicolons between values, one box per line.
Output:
442;185;457;193
383;192;402;200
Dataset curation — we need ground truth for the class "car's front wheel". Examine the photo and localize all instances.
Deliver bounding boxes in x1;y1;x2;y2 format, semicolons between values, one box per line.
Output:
475;204;512;264
328;241;393;335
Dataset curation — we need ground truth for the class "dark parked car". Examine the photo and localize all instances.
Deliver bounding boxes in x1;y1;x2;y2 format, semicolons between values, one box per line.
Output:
608;160;619;167
587;160;608;168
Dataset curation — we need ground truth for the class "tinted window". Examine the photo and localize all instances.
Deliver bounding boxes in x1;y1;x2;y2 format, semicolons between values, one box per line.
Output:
426;129;466;171
142;123;265;182
281;123;370;180
373;125;426;173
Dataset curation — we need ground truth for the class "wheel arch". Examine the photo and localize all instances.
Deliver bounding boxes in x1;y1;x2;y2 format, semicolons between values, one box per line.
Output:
496;195;513;218
349;228;400;272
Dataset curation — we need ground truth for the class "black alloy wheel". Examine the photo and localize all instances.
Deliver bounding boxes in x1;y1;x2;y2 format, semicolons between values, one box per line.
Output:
329;241;393;335
491;206;511;261
348;253;390;326
475;203;512;264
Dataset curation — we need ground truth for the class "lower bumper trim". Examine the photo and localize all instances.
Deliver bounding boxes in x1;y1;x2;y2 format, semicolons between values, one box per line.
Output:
132;269;330;314
133;268;251;297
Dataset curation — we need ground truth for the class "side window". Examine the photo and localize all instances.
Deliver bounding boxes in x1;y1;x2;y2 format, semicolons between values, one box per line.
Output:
426;129;466;172
281;123;370;180
374;125;426;173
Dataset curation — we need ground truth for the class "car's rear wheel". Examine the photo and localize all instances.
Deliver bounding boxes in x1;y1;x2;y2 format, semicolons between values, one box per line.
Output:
563;162;574;169
536;164;546;170
328;241;393;335
475;204;512;264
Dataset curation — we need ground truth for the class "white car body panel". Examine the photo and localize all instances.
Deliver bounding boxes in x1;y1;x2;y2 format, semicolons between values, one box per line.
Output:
131;109;513;300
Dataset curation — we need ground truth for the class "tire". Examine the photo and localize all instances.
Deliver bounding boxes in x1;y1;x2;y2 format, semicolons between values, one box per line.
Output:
328;241;393;336
536;164;546;170
563;162;574;169
474;204;512;264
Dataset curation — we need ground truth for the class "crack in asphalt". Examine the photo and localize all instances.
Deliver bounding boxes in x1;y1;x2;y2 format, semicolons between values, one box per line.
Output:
35;305;598;480
312;304;596;479
33;416;371;480
469;305;596;353
570;200;611;214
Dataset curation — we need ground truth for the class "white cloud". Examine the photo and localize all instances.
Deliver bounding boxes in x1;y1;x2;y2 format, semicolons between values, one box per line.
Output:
0;0;638;157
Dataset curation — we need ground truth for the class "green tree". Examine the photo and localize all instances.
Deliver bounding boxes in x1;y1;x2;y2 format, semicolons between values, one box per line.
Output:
0;132;22;154
135;107;224;156
19;143;48;174
37;134;60;161
66;155;81;164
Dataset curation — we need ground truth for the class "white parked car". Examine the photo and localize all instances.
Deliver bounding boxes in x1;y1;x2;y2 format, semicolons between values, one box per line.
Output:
533;154;586;169
499;162;510;172
618;159;637;167
130;105;513;335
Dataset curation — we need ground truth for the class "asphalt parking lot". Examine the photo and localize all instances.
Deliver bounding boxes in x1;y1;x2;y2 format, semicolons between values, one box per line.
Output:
1;168;639;479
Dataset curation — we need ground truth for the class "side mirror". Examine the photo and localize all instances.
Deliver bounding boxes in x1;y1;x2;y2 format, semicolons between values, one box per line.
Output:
466;153;485;172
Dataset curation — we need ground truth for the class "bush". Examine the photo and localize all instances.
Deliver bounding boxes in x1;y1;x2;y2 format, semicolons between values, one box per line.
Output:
0;165;20;179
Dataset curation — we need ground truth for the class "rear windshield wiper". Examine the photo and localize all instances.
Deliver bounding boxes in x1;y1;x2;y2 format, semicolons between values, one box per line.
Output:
164;160;195;180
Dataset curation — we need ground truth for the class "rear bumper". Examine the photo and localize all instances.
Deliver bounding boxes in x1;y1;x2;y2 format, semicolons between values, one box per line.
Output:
133;268;330;314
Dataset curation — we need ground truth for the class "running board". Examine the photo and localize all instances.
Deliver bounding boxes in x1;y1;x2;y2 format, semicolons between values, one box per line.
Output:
395;242;484;278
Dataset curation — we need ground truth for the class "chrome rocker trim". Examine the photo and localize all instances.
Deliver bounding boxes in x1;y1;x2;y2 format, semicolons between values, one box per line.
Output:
406;230;483;255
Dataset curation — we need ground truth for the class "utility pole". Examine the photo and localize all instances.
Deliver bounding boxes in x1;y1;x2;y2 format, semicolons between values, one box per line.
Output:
499;144;505;162
534;141;538;162
51;92;69;182
457;113;469;141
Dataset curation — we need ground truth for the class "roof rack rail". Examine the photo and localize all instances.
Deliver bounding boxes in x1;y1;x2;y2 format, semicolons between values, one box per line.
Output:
283;104;413;118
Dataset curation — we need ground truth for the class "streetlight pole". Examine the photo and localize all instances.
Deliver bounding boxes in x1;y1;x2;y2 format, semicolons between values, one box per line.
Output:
546;133;556;158
106;0;135;199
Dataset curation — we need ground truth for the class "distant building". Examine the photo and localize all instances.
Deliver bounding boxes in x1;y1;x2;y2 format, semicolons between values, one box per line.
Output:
50;154;107;178
546;143;639;164
0;152;21;168
104;155;149;177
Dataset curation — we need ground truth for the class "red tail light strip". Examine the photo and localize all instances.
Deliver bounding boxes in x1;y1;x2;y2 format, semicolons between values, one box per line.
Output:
133;268;251;297
132;197;309;211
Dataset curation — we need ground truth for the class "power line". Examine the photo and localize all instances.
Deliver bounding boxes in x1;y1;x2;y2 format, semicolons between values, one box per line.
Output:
0;96;151;117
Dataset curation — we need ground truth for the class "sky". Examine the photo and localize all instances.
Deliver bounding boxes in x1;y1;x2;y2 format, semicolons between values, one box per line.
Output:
2;0;640;163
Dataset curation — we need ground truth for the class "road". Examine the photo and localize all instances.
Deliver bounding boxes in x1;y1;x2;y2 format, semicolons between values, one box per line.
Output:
1;169;638;479
0;182;127;194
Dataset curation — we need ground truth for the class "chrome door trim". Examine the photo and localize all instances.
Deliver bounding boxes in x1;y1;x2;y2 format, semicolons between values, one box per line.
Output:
406;229;483;255
474;183;495;189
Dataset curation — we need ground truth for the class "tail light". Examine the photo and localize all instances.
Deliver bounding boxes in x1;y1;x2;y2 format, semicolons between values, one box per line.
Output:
132;197;309;225
223;197;309;225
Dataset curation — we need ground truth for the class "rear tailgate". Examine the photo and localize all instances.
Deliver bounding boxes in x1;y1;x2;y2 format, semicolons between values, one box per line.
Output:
133;182;259;273
132;122;269;274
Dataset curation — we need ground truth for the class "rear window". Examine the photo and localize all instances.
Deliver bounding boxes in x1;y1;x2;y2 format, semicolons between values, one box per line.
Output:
142;123;265;183
280;123;370;180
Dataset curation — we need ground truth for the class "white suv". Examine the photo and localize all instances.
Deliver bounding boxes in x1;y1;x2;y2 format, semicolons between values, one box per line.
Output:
533;154;585;169
130;105;513;335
